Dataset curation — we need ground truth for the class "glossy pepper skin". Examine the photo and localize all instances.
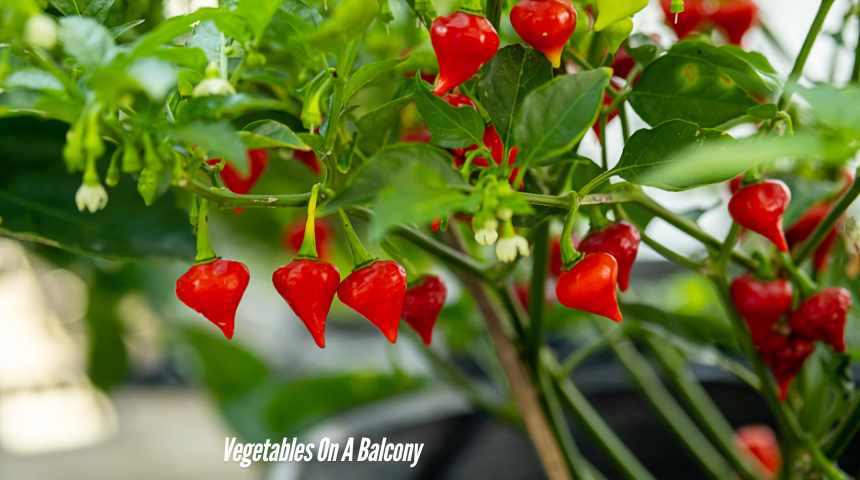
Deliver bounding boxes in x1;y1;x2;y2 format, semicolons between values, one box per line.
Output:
510;0;577;68
660;0;706;39
758;333;814;401
786;202;839;272
734;425;782;477
577;222;640;291
273;259;340;348
431;11;500;96
731;274;793;346
789;287;851;353
338;260;408;343
555;253;623;322
175;259;250;340
711;0;758;45
402;275;448;345
283;217;334;261
728;180;791;252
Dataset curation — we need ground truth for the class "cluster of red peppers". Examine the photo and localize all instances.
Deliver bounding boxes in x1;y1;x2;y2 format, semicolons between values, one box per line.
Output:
175;183;448;348
660;0;758;45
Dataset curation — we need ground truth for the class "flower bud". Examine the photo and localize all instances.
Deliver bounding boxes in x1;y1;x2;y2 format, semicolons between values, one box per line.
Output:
24;14;57;50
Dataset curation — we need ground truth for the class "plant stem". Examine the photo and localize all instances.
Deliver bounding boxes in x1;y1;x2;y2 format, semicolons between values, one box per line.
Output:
495;284;528;340
853;12;860;83
485;0;502;32
599;328;734;480
297;184;321;259
599;113;608;170
794;166;860;266
617;205;703;271
617;102;630;143
777;0;836;111
337;208;375;268
560;193;581;266
644;336;766;480
538;362;594;480
822;391;860;458
528;221;550;372
557;331;620;378
183;177;312;207
194;197;218;264
379;238;420;279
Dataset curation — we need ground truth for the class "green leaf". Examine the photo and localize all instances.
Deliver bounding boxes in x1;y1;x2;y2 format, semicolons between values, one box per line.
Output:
5;69;65;92
186;329;268;402
152;46;209;73
51;0;115;23
622;303;736;349
344;57;409;103
628;41;760;128
300;0;377;52
514;68;611;166
82;0;115;23
185;20;223;62
131;8;249;59
0;117;195;262
168;120;249;173
0;91;81;123
624;33;661;69
478;44;553;146
322;143;466;214
109;19;145;38
720;45;777;74
180;93;285;121
266;374;419;433
237;0;284;39
58;16;117;70
239;120;309;150
354;95;413;145
614;120;735;191
746;103;778;119
282;0;323;27
126;57;178;102
413;78;484;149
798;85;860;139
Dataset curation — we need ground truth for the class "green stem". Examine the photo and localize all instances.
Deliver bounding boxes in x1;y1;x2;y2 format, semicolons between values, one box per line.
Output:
777;0;837;111
194;197;218;264
795;166;860;266
853;12;860;83
557;331;620;378
618;205;702;271
337;208;375;268
538;362;593;480
599;113;608;170
495;284;528;341
560;193;581;266
380;238;420;279
387;223;492;281
617;102;630;143
485;0;502;32
822;391;860;459
644;336;766;480
599;328;734;480
528;221;550;372
297;184;321;259
183;177;311;207
715;222;741;275
779;251;818;298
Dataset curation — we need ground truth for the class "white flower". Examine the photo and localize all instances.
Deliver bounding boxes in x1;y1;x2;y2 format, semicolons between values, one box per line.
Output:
75;183;108;213
25;14;58;50
474;219;499;245
496;207;513;220
495;235;530;263
192;78;236;98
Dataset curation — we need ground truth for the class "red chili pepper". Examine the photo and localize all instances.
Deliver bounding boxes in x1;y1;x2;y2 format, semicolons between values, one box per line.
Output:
577;222;640;292
728;180;791;252
758;332;814;401
728;174;744;195
789;287;851;353
207;149;269;213
431;11;500;96
786;202;839;272
400;127;434;144
431;217;442;231
292;149;321;175
402;275;447;345
510;0;577;68
549;234;578;278
710;0;758;45
175;259;250;340
730;274;793;346
734;425;782;477
338;260;408;343
660;0;706;39
283;216;334;261
273;259;340;348
555;252;622;322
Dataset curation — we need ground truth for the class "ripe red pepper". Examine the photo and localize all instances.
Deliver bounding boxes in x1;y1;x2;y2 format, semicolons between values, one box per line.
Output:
786;202;839;272
273;259;340;348
431;11;500;96
400;127;433;144
728;180;791;252
176;259;250;340
292;149;321;175
283;216;334;261
728;174;744;195
660;0;706;40
555;252;623;322
510;0;577;68
758;332;814;401
577;222;640;292
402;275;448;345
789;287;851;353
338;260;408;343
730;274;793;346
710;0;758;45
734;425;782;476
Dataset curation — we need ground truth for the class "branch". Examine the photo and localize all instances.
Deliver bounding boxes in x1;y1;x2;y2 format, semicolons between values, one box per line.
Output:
183;177;311;208
777;0;837;110
822;391;860;459
794;166;860;266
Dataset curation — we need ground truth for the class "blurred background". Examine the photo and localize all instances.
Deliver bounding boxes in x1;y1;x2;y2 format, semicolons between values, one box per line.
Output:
3;0;860;479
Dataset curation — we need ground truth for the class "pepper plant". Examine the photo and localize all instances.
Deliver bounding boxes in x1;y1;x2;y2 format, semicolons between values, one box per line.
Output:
3;0;860;478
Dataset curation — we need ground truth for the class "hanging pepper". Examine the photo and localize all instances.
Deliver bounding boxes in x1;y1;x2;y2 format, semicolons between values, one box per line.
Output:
283;215;334;261
402;275;448;345
510;0;577;68
758;332;814;401
175;198;250;339
554;195;622;322
710;0;758;45
206;149;269;214
789;287;851;353
728;179;791;252
733;425;782;477
730;273;793;346
430;2;499;96
335;209;407;343
786;202;840;272
577;221;640;292
660;0;705;39
272;185;340;348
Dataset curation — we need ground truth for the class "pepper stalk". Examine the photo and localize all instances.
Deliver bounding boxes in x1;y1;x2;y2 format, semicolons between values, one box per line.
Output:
560;192;583;269
297;184;322;260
